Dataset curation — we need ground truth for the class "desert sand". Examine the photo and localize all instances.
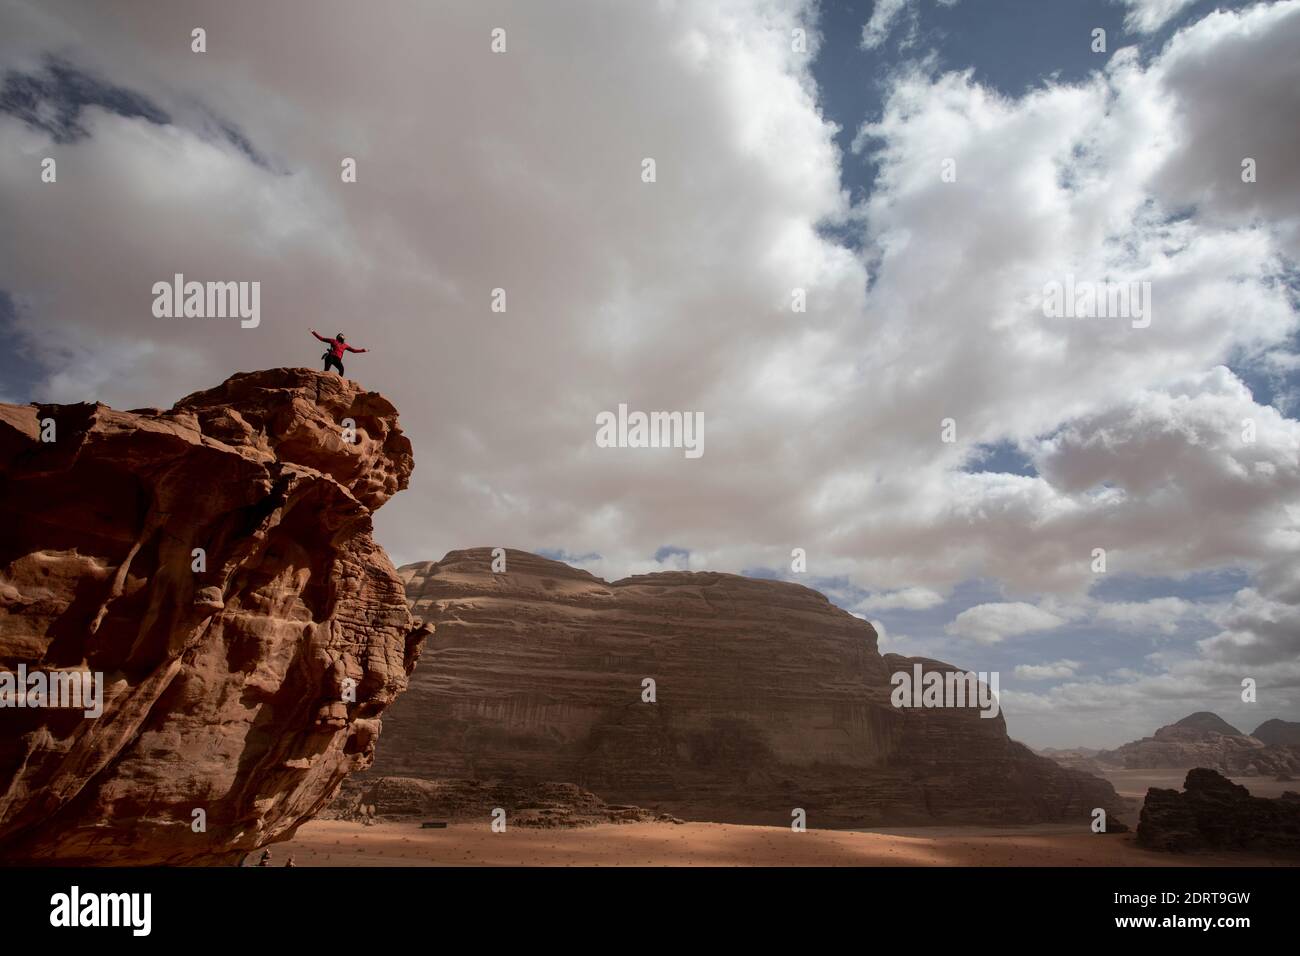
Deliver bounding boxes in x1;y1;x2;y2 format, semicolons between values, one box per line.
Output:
268;819;1293;867
266;767;1300;867
1101;768;1297;802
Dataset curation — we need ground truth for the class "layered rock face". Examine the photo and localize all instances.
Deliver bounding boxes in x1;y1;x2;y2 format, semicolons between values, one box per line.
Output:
0;368;426;864
373;548;1118;826
1097;712;1300;777
1136;768;1300;852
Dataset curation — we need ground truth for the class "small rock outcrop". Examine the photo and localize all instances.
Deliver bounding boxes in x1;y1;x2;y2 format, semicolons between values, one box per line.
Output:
0;368;427;864
1136;768;1300;852
374;548;1120;827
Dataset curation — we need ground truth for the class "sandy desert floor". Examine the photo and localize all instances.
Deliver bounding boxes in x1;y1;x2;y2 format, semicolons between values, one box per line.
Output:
268;819;1295;867
263;769;1299;867
1100;768;1297;803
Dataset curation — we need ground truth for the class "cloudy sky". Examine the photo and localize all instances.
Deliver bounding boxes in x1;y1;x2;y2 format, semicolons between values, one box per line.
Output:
2;0;1297;748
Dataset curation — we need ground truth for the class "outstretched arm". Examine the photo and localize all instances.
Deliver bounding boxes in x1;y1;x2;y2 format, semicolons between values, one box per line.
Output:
345;344;368;353
310;328;330;343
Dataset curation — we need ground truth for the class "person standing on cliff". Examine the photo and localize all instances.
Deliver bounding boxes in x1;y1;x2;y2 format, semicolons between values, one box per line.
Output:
310;328;369;376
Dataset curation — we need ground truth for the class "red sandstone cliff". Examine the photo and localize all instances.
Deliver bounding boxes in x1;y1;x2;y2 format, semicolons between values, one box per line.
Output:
373;548;1119;826
0;368;427;864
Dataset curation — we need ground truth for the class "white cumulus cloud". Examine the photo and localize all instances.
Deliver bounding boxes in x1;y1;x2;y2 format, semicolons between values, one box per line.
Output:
1014;659;1081;680
946;603;1069;644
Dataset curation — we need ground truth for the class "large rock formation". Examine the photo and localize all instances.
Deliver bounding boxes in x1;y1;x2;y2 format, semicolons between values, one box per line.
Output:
372;548;1119;827
0;368;426;864
1096;712;1300;777
1136;768;1300;852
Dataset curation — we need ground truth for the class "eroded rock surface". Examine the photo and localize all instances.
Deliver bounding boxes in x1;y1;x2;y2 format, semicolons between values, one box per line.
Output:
328;775;680;828
1137;768;1300;852
374;548;1119;827
0;368;426;864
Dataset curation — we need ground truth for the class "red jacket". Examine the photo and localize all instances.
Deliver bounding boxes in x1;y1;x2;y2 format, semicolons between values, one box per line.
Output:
312;330;366;358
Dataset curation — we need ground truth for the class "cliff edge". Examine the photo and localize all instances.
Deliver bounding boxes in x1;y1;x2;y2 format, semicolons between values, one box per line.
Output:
0;368;427;864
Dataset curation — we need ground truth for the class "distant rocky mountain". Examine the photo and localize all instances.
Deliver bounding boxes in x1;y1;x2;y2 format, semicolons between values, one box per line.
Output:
1172;712;1243;736
1094;712;1300;777
1253;719;1300;748
1034;747;1107;775
370;548;1121;827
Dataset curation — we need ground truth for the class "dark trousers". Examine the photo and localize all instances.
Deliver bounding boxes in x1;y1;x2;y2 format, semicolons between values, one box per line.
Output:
323;353;344;375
